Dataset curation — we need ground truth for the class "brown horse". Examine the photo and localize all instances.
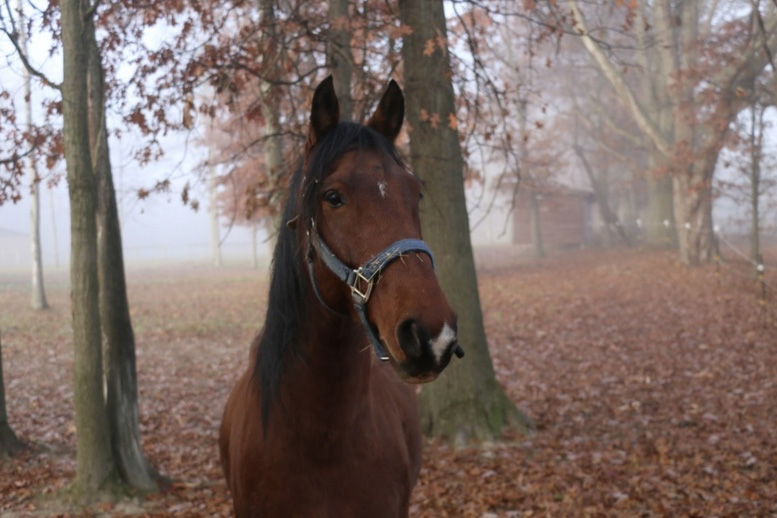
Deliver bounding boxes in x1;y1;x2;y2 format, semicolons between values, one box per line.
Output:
219;77;463;517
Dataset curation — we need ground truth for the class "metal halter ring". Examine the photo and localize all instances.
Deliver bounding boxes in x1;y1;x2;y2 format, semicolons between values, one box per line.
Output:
348;268;376;303
305;222;435;361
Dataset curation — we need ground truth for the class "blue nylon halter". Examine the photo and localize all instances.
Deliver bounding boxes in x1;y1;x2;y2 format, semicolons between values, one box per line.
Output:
306;222;435;361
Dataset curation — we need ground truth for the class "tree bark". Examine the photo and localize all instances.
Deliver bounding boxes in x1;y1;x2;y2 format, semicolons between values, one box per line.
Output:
645;166;675;248
18;0;48;310
400;0;532;443
49;187;60;268
209;162;222;268
673;174;715;265
574;146;631;247
520;100;544;257
0;329;24;457
251;221;259;269
328;0;353;121
62;0;115;495
529;193;545;257
259;0;284;244
85;10;159;492
749;104;763;267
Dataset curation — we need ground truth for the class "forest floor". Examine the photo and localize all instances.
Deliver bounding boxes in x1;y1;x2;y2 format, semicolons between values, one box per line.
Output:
1;246;776;517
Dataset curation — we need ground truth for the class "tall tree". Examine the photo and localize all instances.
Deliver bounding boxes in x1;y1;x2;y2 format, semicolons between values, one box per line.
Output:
747;101;765;267
208;160;222;268
567;0;777;264
519;100;545;258
62;0;115;494
85;7;159;491
1;0;163;494
0;329;24;457
17;0;48;310
258;0;285;245
328;0;353;121
49;188;60;267
400;0;531;442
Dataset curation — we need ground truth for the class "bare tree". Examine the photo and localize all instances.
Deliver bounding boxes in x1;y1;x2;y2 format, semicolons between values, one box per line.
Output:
567;0;777;264
747;102;766;267
17;0;48;310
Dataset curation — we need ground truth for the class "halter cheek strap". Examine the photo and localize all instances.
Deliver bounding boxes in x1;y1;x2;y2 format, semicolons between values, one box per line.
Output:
306;223;435;361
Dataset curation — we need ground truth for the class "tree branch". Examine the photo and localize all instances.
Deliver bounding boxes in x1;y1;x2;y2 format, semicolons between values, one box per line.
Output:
750;0;776;72
0;27;61;90
711;8;777;88
83;0;103;21
567;0;671;155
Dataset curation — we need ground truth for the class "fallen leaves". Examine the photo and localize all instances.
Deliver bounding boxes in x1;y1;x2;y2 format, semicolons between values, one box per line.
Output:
1;248;776;516
411;248;777;516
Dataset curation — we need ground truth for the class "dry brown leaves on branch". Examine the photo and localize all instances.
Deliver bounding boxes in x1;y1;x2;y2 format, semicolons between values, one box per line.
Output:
1;248;776;516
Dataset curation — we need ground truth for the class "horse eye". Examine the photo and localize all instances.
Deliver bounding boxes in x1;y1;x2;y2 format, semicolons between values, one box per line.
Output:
419;191;424;201
324;190;345;208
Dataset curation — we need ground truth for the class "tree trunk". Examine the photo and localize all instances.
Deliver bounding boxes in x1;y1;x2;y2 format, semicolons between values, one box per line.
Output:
529;193;545;257
521;100;544;257
85;12;159;492
259;0;284;244
328;0;353;121
49;187;60;268
62;0;115;495
251;221;259;269
0;329;24;457
574;146;631;247
209;162;222;268
749;105;762;267
400;0;532;444
18;0;48;310
672;172;715;265
645;171;675;247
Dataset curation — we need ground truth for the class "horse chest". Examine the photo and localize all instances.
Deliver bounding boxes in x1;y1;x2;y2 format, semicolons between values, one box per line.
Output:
253;425;414;517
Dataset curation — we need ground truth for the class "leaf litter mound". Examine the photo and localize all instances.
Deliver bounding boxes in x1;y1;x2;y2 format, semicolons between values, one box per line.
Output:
1;248;776;517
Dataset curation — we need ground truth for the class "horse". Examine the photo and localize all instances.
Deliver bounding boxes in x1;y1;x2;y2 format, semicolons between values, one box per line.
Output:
219;76;464;517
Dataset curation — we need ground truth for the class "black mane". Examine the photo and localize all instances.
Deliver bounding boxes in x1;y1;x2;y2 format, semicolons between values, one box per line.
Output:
253;121;403;430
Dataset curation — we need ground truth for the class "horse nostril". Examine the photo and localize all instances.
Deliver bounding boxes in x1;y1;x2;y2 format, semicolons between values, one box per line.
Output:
396;318;427;359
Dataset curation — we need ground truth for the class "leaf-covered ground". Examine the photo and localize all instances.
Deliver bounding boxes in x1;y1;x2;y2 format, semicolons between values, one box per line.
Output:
1;247;776;516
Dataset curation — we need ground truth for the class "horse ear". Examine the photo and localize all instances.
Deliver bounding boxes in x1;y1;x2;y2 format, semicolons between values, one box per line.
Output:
367;80;404;142
286;215;299;230
307;76;340;152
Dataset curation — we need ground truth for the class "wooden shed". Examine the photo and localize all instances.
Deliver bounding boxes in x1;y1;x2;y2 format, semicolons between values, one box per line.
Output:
512;186;595;249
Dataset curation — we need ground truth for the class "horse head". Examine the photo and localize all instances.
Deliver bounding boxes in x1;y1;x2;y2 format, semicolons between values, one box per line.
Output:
297;76;462;382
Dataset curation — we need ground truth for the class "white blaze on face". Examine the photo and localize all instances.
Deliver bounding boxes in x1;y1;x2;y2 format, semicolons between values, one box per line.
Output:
429;322;456;361
378;180;388;198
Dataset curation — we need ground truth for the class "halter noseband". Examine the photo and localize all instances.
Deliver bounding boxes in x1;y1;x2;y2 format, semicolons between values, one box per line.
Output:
306;221;435;361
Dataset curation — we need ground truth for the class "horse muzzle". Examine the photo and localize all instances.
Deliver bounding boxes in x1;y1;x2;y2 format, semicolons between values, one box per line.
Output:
393;318;464;382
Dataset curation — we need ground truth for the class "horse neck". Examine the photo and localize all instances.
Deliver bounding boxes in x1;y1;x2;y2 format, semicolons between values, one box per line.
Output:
279;297;374;436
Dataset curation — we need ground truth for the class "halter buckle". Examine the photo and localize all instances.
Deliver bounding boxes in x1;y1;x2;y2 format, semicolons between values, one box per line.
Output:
349;268;375;303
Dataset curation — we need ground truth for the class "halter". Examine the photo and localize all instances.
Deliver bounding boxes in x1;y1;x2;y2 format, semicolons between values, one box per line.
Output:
306;220;435;361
